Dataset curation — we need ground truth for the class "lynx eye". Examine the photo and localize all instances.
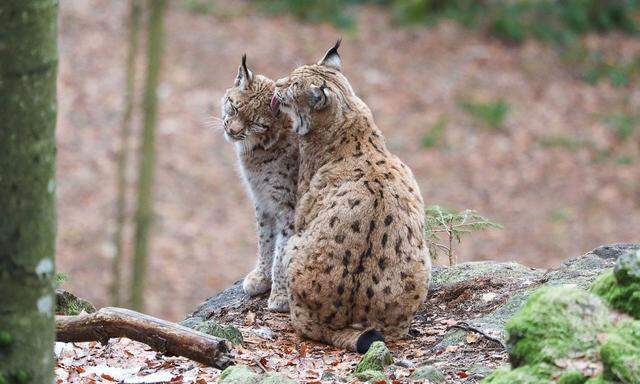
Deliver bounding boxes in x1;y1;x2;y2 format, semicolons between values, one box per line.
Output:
225;99;238;116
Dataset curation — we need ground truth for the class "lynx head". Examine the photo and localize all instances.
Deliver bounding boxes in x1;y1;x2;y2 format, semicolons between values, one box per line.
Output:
220;55;284;150
271;39;357;136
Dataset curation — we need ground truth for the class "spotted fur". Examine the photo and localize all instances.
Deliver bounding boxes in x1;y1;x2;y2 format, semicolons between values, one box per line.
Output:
221;56;299;312
272;42;430;351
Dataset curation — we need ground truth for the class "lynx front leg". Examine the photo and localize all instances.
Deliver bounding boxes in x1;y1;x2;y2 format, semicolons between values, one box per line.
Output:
268;211;295;312
243;210;275;296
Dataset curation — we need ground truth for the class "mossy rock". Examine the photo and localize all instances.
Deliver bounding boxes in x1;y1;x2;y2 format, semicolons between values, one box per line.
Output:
411;365;445;382
182;318;243;345
431;261;542;288
218;366;297;384
218;365;260;384
505;285;610;367
590;250;640;318
259;372;297;384
354;341;393;374
556;370;589;384
354;369;387;382
600;320;640;383
55;289;96;315
482;364;553;384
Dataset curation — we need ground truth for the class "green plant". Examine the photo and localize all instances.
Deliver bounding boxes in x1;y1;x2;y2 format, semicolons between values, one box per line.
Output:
459;99;509;131
537;135;589;152
182;0;216;14
421;116;446;148
54;272;67;288
550;208;570;223
254;0;360;29
424;205;502;265
602;112;638;142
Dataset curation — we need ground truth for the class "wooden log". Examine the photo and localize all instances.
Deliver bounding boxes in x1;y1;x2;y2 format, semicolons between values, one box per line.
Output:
56;307;233;369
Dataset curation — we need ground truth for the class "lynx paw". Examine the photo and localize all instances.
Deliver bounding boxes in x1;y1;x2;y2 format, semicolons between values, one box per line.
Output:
267;292;290;312
242;269;271;296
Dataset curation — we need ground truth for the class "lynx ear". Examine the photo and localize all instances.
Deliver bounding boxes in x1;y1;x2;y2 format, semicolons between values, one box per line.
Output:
317;39;341;71
310;81;330;110
235;53;253;89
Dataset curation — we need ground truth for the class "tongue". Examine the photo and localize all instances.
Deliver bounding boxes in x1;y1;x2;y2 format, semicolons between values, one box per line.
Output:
269;95;281;115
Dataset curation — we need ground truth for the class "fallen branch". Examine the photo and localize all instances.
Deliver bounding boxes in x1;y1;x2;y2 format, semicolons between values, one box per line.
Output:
449;322;507;350
56;307;233;369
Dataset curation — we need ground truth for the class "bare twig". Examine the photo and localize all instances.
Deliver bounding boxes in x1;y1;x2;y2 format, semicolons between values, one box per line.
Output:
449;322;506;350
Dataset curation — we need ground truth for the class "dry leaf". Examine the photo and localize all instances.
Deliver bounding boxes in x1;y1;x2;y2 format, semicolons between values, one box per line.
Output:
444;345;459;353
466;332;480;343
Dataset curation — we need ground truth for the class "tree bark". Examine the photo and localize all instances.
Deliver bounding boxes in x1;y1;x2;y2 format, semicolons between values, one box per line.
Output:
131;0;167;310
0;1;58;383
111;0;142;307
56;308;233;369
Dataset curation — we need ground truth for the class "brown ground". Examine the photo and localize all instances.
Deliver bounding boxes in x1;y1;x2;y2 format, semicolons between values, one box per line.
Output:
57;1;640;321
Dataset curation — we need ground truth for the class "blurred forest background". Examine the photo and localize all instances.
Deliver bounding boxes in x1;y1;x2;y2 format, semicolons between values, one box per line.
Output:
57;0;640;321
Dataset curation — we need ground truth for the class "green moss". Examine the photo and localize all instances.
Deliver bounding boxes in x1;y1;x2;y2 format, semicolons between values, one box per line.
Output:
411;365;445;382
354;370;387;382
0;331;12;347
354;341;393;373
600;321;640;383
590;250;640;318
557;370;588;384
584;374;615;384
55;289;96;316
482;364;553;384
218;365;260;384
505;285;610;367
191;320;243;346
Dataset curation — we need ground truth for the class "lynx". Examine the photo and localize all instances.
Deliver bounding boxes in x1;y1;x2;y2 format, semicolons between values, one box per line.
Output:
271;41;430;352
220;55;298;312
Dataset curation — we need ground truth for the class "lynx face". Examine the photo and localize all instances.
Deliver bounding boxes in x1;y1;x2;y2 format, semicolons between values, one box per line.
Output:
271;40;354;136
221;55;283;151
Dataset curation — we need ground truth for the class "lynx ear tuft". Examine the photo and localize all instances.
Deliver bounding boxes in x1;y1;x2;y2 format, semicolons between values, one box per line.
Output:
235;53;253;89
318;39;342;71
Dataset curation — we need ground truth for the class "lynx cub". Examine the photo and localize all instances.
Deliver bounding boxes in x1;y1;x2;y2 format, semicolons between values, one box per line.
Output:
271;41;430;352
220;55;298;312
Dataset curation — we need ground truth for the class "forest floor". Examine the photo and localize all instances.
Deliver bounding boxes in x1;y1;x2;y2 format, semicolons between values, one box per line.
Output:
56;0;640;321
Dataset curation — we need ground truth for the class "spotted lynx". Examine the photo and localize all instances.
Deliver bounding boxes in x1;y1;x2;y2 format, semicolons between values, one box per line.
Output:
220;55;298;312
271;41;430;352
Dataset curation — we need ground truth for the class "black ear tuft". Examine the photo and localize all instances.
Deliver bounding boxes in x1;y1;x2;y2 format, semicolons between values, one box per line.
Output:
327;38;341;59
238;53;253;88
318;38;342;71
356;329;384;354
241;53;248;72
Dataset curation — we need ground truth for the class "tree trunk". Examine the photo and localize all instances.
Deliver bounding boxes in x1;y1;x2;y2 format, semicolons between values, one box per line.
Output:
0;1;58;383
111;0;142;307
131;0;167;310
56;308;233;369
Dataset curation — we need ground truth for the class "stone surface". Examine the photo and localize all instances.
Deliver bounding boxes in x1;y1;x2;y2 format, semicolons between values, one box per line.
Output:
506;285;610;366
411;365;446;382
218;365;296;384
184;244;639;383
353;369;387;382
180;318;243;345
485;249;640;384
354;341;394;373
590;249;640;318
